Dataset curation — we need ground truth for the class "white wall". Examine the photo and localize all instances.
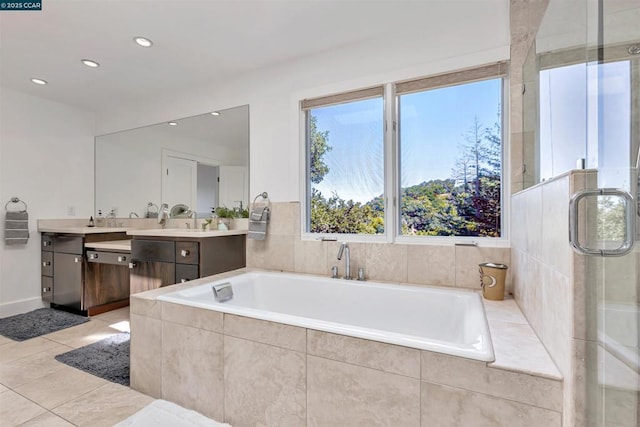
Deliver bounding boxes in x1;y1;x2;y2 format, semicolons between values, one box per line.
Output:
0;87;95;315
96;20;510;203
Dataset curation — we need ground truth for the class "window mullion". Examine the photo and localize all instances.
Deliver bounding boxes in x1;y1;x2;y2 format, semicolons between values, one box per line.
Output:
384;82;397;243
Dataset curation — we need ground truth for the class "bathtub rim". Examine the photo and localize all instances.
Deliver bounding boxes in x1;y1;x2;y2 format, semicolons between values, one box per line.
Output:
157;270;496;362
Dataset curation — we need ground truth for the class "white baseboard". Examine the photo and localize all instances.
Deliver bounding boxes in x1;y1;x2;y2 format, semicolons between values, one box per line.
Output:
0;297;46;318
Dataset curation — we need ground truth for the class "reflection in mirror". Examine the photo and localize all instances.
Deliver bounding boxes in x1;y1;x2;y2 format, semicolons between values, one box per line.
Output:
95;105;249;218
522;0;639;189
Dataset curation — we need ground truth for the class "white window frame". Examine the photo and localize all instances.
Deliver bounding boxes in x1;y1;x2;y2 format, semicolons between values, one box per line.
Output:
300;64;510;247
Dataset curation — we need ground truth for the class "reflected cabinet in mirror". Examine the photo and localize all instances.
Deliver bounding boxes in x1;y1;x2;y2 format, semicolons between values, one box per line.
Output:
521;0;639;190
95;105;249;218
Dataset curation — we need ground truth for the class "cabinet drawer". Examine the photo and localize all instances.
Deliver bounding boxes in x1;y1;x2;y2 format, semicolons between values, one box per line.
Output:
87;250;130;266
175;241;199;265
175;263;199;283
54;235;84;254
41;276;53;303
41;251;53;276
132;240;175;263
42;234;54;251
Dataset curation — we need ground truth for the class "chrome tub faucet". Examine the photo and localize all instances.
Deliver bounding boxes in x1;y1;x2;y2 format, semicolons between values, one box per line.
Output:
337;242;351;280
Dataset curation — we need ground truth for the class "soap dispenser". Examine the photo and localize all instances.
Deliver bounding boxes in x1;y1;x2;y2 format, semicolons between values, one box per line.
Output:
96;210;105;227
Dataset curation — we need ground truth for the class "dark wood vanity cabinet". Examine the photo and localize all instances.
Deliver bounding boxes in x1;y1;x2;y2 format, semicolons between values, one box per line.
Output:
129;234;246;294
40;232;127;315
41;234;54;303
85;250;131;313
130;239;176;293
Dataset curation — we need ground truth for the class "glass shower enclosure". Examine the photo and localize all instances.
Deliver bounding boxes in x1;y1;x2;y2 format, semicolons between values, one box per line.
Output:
531;0;639;425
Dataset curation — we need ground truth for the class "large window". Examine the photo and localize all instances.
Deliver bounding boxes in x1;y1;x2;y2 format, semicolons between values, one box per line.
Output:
303;89;385;234
303;64;506;239
398;78;503;237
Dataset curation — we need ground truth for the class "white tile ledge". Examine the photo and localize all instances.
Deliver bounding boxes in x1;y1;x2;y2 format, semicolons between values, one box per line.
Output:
484;297;563;381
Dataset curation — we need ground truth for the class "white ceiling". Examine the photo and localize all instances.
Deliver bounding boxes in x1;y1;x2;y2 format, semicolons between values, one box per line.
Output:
0;0;509;113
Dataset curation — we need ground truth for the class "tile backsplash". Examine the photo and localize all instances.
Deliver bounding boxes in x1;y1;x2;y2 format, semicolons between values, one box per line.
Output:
247;202;510;290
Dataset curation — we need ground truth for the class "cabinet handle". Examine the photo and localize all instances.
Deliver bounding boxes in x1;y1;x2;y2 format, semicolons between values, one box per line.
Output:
180;249;190;257
89;253;98;260
128;262;137;269
180;278;188;283
42;261;51;267
74;257;81;263
118;256;127;262
43;241;51;247
42;287;51;293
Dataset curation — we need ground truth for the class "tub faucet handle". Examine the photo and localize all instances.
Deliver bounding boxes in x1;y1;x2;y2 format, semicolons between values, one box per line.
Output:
331;265;339;279
357;267;365;281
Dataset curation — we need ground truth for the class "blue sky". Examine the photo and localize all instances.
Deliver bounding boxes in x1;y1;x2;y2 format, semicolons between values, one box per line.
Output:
311;79;502;203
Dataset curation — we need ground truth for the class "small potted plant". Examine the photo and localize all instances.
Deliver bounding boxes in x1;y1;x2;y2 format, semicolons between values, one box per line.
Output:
215;206;236;230
232;207;250;230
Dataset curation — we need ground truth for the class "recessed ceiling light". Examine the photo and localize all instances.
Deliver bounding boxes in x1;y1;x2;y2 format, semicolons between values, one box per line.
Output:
134;37;153;48
31;78;48;85
168;122;178;126
210;111;220;116
81;59;100;68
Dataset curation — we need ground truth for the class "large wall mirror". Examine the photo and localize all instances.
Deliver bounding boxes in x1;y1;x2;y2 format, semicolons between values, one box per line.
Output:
95;105;249;218
522;0;639;189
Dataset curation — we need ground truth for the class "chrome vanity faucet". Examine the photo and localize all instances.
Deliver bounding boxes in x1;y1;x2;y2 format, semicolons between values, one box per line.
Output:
337;242;351;280
158;203;170;227
187;210;197;230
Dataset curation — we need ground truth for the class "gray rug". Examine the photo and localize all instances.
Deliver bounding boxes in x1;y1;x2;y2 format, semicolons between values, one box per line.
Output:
55;332;130;385
0;308;89;341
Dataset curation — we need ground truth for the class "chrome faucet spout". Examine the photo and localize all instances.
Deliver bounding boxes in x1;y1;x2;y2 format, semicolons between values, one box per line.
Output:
337;242;351;280
187;210;197;230
158;203;170;227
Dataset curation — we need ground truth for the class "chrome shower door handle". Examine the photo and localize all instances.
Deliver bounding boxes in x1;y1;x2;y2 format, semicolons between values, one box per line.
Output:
569;188;636;257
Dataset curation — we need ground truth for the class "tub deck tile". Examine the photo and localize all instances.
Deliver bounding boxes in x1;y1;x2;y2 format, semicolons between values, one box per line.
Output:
421;382;562;427
307;330;421;378
307;355;420;426
224;313;306;352
421;350;563;412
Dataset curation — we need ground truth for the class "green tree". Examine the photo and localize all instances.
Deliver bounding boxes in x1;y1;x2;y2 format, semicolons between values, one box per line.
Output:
309;115;331;184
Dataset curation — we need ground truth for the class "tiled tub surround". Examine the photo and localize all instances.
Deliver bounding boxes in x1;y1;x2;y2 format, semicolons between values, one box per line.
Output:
247;202;511;291
130;269;563;426
156;271;494;361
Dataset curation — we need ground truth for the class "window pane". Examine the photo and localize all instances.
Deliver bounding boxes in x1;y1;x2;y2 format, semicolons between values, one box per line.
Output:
307;97;384;234
398;78;502;237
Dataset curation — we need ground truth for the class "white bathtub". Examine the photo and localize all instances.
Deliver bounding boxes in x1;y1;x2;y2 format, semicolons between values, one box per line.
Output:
157;271;495;362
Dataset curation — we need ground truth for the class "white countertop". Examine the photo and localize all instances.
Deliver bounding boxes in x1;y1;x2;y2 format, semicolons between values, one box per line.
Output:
126;228;247;238
38;226;128;234
85;240;132;251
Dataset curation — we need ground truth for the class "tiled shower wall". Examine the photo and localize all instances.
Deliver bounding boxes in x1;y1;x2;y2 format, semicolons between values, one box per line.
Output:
510;0;550;192
510;170;598;427
246;202;510;291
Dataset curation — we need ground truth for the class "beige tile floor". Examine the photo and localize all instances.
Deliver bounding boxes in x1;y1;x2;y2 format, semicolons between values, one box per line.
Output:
0;307;155;427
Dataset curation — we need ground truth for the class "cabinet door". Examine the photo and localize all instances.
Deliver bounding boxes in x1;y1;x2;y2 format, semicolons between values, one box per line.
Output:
130;261;175;295
41;234;54;251
175;263;199;283
175;241;199;265
53;253;83;310
41;251;53;277
85;263;130;308
132;240;175;263
41;276;53;304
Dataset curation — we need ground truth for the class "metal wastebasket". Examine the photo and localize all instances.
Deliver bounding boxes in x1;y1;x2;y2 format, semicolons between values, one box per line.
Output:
478;262;508;301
